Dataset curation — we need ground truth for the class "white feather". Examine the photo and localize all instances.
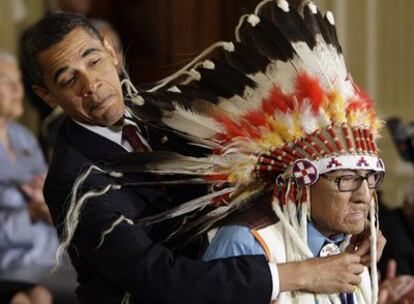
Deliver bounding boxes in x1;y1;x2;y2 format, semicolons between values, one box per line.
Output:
317;108;331;128
162;103;224;138
299;99;318;134
266;60;299;94
142;155;229;175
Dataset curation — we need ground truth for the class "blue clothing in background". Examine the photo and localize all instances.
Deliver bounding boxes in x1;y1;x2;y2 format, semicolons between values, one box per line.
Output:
0;122;59;282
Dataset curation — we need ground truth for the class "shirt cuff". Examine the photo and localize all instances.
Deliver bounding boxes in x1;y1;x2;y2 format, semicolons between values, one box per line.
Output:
268;262;280;300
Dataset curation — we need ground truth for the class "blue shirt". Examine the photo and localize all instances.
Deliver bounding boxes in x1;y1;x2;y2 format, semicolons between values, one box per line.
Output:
0;122;59;282
202;222;345;261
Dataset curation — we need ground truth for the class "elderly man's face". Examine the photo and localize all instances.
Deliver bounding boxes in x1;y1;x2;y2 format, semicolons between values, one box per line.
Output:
0;59;24;120
310;170;374;238
33;27;124;126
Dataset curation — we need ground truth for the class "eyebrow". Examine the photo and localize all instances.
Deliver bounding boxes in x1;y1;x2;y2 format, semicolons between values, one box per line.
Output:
52;47;101;84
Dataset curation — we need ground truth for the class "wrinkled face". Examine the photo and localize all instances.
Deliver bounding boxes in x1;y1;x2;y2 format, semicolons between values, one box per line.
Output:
310;169;374;238
0;59;24;120
33;27;124;126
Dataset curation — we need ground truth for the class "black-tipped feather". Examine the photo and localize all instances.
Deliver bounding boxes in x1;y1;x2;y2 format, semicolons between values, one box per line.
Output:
324;14;342;53
102;151;218;176
302;4;336;47
224;42;271;75
315;10;334;45
259;1;316;49
238;19;295;62
125;97;164;122
102;152;181;173
195;59;257;99
176;84;219;103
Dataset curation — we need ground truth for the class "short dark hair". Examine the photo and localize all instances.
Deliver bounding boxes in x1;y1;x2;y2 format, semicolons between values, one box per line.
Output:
21;13;102;86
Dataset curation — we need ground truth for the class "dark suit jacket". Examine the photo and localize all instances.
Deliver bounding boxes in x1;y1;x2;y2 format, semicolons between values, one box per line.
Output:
44;118;272;304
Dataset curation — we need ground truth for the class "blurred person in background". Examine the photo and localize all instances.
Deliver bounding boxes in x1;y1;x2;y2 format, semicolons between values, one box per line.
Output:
0;50;57;304
378;259;414;304
379;181;414;276
376;182;414;303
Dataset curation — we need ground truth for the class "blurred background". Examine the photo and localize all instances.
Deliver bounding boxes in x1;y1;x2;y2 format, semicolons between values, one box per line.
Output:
0;0;413;206
1;0;414;302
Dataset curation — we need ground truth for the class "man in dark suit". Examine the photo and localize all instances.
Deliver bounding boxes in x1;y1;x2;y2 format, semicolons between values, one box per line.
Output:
20;13;381;304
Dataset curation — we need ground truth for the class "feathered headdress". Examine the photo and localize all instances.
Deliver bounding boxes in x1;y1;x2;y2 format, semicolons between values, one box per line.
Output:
116;0;384;234
61;0;384;302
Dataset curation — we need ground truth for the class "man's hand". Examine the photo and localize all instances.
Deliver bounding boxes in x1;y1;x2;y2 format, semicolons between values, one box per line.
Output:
21;174;52;224
27;200;52;224
21;174;46;204
279;253;364;294
379;260;414;304
346;226;386;266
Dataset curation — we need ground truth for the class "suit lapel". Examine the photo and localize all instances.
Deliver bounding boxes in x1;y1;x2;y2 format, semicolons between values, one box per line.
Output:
62;118;127;162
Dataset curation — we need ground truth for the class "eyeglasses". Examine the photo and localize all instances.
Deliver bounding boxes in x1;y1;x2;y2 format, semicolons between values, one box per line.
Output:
321;171;384;192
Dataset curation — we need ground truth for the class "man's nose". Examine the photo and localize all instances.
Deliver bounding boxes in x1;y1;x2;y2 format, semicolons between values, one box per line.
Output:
352;179;372;204
80;73;101;97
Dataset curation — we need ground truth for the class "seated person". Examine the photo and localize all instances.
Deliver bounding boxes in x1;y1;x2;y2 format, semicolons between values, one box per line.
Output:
0;50;57;304
379;182;414;276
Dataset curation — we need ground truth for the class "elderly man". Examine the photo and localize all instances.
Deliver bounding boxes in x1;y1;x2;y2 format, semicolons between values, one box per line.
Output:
21;8;384;304
113;0;387;302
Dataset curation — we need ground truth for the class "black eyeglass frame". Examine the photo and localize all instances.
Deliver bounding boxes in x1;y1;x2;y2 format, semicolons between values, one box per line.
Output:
320;171;385;192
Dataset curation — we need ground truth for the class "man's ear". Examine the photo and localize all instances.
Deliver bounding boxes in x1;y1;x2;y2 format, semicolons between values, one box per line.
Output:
32;85;57;108
102;36;119;67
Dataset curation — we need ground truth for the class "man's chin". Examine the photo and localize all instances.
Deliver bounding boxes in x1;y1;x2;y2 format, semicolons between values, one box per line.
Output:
344;223;365;236
90;108;124;126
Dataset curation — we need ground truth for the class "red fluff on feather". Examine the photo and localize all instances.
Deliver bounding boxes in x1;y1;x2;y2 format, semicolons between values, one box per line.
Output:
240;121;261;139
214;114;244;138
204;174;229;181
295;72;324;113
262;85;293;114
243;110;267;127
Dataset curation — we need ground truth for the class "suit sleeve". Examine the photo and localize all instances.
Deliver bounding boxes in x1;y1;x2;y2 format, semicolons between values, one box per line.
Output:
71;183;272;304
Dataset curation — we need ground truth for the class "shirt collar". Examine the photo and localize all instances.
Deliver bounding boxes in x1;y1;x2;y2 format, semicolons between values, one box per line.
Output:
307;221;345;256
74;120;126;150
73;111;150;152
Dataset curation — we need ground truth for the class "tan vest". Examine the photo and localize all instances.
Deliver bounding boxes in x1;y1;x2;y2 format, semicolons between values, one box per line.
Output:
252;222;372;304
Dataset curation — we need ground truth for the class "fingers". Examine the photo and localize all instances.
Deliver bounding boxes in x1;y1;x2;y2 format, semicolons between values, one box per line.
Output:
378;288;389;304
345;242;356;254
347;229;387;266
376;230;387;261
342;252;361;264
32;174;46;188
354;236;370;257
20;183;35;197
396;277;414;297
349;263;364;276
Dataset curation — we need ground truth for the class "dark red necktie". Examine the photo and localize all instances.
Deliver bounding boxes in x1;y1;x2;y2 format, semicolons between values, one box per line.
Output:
122;124;148;152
